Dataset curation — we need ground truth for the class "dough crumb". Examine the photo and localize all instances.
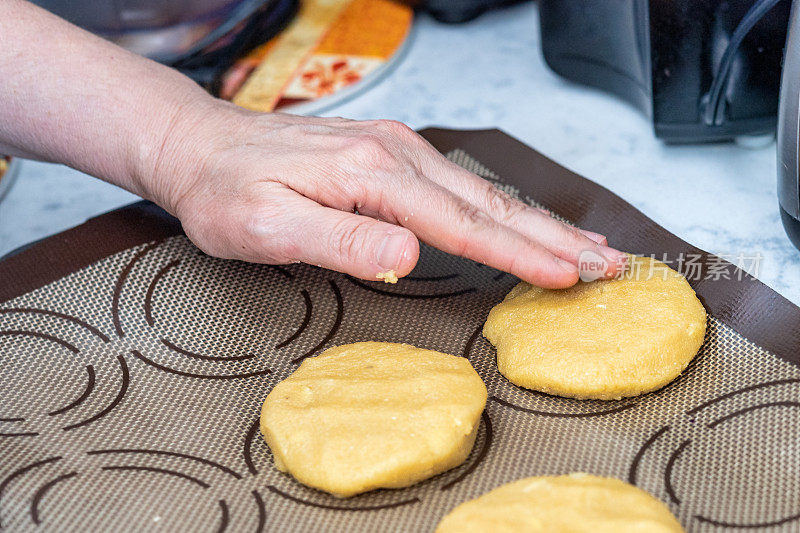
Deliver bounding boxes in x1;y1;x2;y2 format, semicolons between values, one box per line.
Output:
376;270;398;284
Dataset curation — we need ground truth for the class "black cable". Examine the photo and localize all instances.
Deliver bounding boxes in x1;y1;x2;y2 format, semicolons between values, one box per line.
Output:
703;0;785;126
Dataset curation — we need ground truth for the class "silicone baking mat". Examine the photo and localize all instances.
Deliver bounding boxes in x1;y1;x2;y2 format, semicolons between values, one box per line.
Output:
1;129;799;532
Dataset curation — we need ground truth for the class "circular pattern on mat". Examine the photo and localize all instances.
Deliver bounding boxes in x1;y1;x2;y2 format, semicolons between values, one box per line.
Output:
112;239;345;378
0;450;265;531
0;309;127;435
629;378;800;529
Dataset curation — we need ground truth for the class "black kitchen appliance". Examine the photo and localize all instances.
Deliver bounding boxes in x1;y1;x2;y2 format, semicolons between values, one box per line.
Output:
539;0;791;143
778;0;800;250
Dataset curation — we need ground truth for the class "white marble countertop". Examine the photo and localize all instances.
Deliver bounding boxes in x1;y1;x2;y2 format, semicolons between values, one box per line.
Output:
2;2;798;304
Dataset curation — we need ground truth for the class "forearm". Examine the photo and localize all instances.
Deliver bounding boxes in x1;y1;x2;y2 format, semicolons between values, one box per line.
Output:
0;0;210;205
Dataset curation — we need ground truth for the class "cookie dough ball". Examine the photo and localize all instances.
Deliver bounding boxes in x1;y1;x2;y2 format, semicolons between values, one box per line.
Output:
436;473;684;533
260;342;487;497
483;255;706;400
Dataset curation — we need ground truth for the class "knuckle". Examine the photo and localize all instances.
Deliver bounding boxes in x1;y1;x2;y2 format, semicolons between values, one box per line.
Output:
453;199;488;231
346;135;412;179
278;122;314;142
484;184;526;224
329;218;372;261
243;199;281;237
376;119;415;138
350;134;392;163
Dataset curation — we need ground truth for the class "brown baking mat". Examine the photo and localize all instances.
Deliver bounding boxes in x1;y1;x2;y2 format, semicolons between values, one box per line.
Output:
1;129;799;532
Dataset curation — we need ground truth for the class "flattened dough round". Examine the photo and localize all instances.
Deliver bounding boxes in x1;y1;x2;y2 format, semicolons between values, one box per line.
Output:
260;342;487;497
483;255;706;400
436;473;684;533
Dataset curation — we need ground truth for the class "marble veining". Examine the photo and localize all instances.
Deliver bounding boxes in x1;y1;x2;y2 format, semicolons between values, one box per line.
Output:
1;3;797;304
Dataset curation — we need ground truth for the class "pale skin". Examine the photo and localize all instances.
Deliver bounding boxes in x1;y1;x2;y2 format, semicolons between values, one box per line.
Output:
0;0;626;288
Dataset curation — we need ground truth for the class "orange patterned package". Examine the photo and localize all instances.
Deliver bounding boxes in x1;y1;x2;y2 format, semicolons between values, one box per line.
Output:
221;0;413;112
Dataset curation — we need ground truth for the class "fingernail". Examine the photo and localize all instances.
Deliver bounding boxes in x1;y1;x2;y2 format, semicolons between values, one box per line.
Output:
555;257;578;273
580;230;607;245
378;231;409;270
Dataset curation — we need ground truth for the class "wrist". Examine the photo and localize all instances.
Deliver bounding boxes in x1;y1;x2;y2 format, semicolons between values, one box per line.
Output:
124;73;217;214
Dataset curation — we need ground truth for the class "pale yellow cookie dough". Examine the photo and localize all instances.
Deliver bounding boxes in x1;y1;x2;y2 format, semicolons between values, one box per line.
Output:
436;473;684;533
483;255;706;400
260;342;487;497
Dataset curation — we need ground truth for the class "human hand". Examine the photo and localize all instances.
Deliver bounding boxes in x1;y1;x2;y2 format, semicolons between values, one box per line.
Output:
141;103;626;289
